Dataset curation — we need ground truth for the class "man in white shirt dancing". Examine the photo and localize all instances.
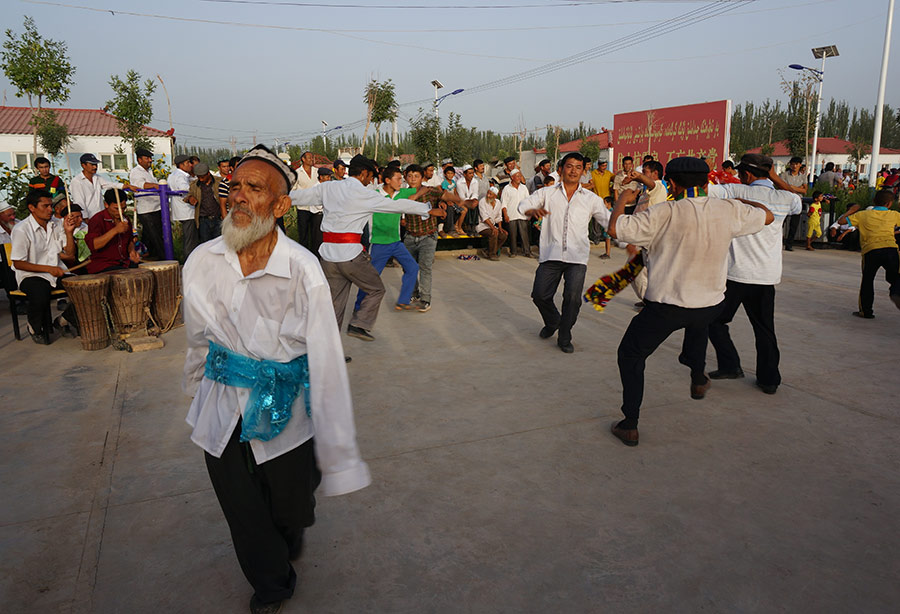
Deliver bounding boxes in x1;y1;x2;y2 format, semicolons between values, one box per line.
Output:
182;145;371;614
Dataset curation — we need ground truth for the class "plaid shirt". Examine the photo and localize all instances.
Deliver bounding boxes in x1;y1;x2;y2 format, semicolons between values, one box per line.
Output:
404;187;442;236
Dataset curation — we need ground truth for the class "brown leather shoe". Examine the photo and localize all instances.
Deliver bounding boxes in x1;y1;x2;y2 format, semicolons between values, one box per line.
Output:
690;377;711;400
611;421;639;447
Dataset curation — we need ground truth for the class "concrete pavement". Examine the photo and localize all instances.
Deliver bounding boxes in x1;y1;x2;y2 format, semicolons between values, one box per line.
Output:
1;245;899;613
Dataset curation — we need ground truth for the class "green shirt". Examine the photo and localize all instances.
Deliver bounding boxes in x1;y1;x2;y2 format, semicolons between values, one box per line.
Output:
371;187;417;244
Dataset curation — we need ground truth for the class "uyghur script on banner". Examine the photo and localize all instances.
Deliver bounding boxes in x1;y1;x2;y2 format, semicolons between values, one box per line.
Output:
612;100;731;170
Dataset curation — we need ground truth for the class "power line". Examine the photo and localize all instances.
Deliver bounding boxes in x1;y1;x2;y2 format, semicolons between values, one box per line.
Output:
197;0;710;9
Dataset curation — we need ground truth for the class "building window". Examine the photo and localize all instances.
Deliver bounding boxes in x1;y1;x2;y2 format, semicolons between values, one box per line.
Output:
101;154;129;171
13;152;44;169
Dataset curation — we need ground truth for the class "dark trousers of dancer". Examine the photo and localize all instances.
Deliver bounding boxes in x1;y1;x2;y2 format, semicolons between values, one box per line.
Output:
296;210;323;256
138;211;165;260
617;300;723;428
205;421;321;605
531;261;586;346
321;251;385;330
708;280;781;387
858;247;900;317
784;213;801;249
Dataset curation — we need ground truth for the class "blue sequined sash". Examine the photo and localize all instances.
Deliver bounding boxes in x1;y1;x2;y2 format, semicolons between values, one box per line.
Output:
204;341;310;442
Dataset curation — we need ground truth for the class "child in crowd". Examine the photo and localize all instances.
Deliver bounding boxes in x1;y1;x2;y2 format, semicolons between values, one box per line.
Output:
598;196;613;259
834;190;900;318
806;191;825;250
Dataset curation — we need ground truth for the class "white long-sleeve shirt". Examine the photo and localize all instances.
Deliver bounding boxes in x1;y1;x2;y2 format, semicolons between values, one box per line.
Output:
290;176;431;262
10;215;69;287
475;197;505;233
501;183;530;222
129;165;160;214
517;183;610;265
182;229;371;496
292;166;320;213
70;171;123;219
708;179;802;285
456;177;480;201
167;168;194;221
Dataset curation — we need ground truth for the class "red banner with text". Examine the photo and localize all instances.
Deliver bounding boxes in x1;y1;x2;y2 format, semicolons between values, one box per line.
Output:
613;100;731;171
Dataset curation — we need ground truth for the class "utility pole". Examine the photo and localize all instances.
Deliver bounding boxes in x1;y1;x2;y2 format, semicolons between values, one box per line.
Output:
869;0;895;187
230;136;237;156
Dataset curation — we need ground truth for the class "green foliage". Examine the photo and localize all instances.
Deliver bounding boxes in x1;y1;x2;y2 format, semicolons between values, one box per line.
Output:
364;79;397;161
409;109;439;166
760;142;775;156
441;113;472;165
846;139;871;168
32;108;72;157
0;161;33;218
579;139;602;162
106;69;157;153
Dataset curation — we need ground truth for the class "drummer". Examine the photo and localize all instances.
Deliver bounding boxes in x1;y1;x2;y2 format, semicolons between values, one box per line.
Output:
85;189;141;274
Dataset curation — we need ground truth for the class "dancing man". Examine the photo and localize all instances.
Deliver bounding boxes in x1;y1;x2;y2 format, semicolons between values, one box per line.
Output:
519;152;610;353
290;155;446;343
182;145;371;614
608;157;773;447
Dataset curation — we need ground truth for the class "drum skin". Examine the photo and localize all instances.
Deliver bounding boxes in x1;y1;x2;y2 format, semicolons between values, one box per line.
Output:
62;274;110;351
139;260;183;330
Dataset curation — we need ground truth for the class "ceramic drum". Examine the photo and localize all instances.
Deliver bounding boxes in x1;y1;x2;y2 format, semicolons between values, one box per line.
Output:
61;274;110;351
107;269;154;337
139;260;183;330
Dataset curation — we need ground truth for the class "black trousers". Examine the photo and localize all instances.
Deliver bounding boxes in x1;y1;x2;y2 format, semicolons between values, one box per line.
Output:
708;280;781;386
617;300;723;424
784;213;801;247
19;276;53;335
138;211;165;260
508;219;532;256
296;210;323;255
859;247;900;316
205;422;321;604
531;261;586;346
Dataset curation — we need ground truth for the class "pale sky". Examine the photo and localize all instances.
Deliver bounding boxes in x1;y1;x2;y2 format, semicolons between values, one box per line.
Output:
1;0;897;150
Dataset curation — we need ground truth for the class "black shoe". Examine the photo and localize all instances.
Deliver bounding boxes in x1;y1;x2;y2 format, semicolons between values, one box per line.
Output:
784;244;794;251
690;377;711;399
757;381;778;395
851;311;874;319
558;342;574;354
345;356;352;363
30;332;50;345
249;595;284;614
539;326;556;339
347;325;375;341
708;369;745;380
611;421;639;447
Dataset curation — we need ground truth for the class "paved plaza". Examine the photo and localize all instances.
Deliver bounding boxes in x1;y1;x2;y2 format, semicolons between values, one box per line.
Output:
1;246;899;613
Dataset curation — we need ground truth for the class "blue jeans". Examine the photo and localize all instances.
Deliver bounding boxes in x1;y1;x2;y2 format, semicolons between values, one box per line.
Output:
354;241;419;310
199;217;222;244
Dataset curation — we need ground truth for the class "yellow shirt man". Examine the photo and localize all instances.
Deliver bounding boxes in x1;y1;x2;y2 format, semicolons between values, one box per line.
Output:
591;167;614;199
848;207;900;254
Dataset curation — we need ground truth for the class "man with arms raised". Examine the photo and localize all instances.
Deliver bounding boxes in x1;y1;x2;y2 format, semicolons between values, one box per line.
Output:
519;152;610;353
608;157;773;447
182;145;370;614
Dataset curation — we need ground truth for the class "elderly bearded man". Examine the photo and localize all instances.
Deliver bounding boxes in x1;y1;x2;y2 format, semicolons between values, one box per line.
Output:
182;145;371;614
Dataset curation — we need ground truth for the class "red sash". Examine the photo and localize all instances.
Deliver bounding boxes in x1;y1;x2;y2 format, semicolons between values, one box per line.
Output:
322;232;362;244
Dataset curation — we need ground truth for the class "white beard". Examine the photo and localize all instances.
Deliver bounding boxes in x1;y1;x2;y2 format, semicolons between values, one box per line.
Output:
221;206;276;252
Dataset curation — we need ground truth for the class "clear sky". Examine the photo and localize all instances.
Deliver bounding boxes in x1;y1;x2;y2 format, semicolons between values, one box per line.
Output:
1;0;897;150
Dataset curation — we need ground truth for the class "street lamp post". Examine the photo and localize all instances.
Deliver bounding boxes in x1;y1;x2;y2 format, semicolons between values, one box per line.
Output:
321;122;343;154
790;44;838;186
431;80;464;165
869;0;895;188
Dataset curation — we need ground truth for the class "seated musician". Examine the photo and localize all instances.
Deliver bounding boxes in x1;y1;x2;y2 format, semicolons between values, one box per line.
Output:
9;189;78;344
85;189;141;274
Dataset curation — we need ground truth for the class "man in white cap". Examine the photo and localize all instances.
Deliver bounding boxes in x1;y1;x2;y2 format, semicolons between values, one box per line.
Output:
454;164;480;235
502;168;531;257
182;144;371;614
0;200;17;244
290;154;446;343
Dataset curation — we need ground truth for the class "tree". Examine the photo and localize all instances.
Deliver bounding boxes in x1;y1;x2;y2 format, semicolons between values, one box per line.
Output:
579;139;601;162
1;16;76;154
32;108;72;161
409;109;439;166
846;138;871;171
106;69;157;154
442;112;472;165
780;70;818;162
362;79;397;161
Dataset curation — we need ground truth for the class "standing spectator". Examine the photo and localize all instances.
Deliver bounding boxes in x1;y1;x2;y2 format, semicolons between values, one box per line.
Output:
317;167;333;182
624;160;668;302
70;153;131;220
529;159;553;193
422;163;442;188
518;152;610;353
590;160;613;200
834;190;900;318
580;158;593;189
806;190;825;250
473;159;490;201
188;163;225;244
0;200;18;244
495;156;518;190
169;154;199;259
403;165;452;313
502;169;532;257
333;159;347;180
779;156;808;251
10;189;77;343
612;156;637;201
476;186;507;260
129;148;165;260
292;151;320;250
28;157;63;197
818;162;842;187
216;159;232;212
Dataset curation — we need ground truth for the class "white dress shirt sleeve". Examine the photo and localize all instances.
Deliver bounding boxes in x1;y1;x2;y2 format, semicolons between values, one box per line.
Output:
592;193;611;228
516;188;544;217
290;184;324;209
304;280;371;496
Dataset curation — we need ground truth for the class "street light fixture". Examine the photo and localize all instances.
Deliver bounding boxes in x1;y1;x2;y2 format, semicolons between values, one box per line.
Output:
321;121;343;152
431;81;464;164
790;45;838;186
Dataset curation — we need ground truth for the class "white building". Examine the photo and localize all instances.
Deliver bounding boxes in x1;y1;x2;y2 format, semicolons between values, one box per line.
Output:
0;106;174;178
745;137;900;176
